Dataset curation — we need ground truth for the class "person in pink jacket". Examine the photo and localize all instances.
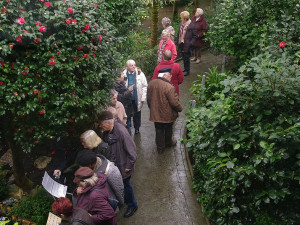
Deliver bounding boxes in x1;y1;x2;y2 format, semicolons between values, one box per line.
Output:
157;31;177;64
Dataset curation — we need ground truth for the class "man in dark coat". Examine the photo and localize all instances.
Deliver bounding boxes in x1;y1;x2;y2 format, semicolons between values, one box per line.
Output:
152;50;184;96
191;8;208;63
176;11;197;76
147;67;183;154
98;111;138;218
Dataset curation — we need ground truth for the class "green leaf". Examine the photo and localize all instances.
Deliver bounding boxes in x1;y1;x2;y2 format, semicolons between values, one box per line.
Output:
218;152;227;157
226;161;234;168
259;141;268;149
233;143;240;150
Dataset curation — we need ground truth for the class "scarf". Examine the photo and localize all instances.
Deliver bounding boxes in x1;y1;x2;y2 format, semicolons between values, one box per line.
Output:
179;19;191;43
157;40;167;63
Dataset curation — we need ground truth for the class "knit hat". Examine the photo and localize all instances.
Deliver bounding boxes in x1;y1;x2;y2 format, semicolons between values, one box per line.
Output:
73;167;94;183
98;111;114;122
75;150;97;166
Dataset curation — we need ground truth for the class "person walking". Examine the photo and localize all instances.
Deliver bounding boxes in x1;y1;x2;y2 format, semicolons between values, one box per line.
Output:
152;50;184;96
98;111;138;218
122;60;148;134
147;67;183;154
157;31;177;64
191;8;208;64
176;11;197;76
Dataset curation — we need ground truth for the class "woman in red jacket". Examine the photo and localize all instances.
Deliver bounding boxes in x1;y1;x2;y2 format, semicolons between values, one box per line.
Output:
191;8;208;64
157;31;177;64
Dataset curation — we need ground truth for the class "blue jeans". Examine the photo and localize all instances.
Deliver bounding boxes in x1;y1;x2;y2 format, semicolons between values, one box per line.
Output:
123;176;137;208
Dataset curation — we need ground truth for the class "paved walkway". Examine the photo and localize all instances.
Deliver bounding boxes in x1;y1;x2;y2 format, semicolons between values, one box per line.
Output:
117;51;223;225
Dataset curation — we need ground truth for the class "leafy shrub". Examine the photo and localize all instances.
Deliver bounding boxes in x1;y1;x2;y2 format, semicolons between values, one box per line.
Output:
185;46;300;224
206;0;300;66
0;166;9;201
8;188;54;225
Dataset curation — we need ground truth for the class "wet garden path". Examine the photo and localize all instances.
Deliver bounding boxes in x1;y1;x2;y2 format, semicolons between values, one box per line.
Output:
117;51;223;225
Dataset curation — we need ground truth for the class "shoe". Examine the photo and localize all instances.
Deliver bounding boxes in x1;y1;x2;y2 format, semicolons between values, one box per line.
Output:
135;129;139;134
157;147;164;154
124;206;138;218
166;139;177;147
183;71;190;76
190;56;197;61
195;59;201;63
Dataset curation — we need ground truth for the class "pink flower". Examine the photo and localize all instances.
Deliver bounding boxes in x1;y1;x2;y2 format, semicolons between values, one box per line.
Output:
36;73;40;77
83;54;89;58
84;24;90;30
38;97;43;102
39;110;44;115
22;71;27;75
15;36;22;43
0;81;3;86
17;18;25;25
77;45;83;50
23;30;28;33
72;19;77;24
35;22;42;26
1;9;7;13
33;89;38;95
24;66;28;69
14;92;18;96
67;7;74;14
98;35;102;42
9;45;13;49
33;37;41;44
68;118;74;123
39;26;46;32
44;2;51;7
94;3;98;7
49;59;56;65
279;41;286;48
92;53;96;58
73;57;78;61
66;19;71;25
57;51;61;55
0;61;4;67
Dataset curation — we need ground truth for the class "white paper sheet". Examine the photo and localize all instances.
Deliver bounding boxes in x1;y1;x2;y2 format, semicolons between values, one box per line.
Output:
42;171;67;198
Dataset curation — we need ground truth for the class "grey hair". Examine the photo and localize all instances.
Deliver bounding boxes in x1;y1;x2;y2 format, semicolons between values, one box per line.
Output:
79;173;98;188
106;106;118;119
110;89;118;96
163;50;172;61
161;17;171;26
161;30;170;37
197;8;204;15
126;59;136;67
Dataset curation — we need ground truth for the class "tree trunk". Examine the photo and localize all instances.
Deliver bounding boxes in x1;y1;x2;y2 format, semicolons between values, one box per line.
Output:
194;0;200;10
172;0;179;20
151;0;159;48
6;121;33;191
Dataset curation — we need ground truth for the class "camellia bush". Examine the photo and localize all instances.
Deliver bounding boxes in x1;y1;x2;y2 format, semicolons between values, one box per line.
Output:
206;0;299;64
0;0;144;189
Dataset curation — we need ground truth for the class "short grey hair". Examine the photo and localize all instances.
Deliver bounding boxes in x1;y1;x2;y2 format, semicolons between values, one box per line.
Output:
110;89;118;97
161;30;170;37
126;59;136;67
163;50;172;61
197;8;204;15
161;17;171;26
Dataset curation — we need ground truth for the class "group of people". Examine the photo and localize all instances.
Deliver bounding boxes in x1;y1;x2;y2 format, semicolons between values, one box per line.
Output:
50;8;207;225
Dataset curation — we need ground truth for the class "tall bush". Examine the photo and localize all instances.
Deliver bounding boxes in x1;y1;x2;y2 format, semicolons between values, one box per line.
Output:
185;44;300;224
0;0;144;189
206;0;299;65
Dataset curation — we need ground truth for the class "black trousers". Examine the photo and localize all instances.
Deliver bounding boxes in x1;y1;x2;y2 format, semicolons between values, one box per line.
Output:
179;43;191;72
126;100;141;130
154;122;173;151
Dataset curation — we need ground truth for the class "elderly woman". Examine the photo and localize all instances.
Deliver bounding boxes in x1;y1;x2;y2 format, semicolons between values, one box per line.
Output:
122;60;148;134
191;8;208;63
73;167;116;225
161;17;175;41
158;31;177;63
52;197;95;225
80;130;110;160
176;11;197;76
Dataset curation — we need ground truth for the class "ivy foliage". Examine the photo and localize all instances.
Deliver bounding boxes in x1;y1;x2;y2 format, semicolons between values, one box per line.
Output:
185;45;300;224
0;0;144;152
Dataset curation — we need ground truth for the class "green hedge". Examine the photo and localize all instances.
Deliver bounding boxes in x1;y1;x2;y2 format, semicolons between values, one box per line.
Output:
185;45;300;224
